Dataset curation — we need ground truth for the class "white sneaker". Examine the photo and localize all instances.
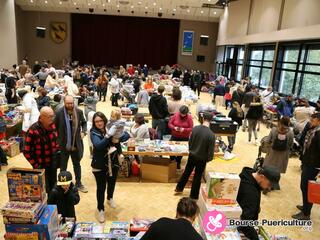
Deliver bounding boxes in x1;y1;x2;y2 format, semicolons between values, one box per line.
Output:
98;210;105;223
254;139;258;146
108;199;116;209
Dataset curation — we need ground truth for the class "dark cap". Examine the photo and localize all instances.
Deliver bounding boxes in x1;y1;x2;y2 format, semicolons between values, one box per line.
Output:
260;166;280;190
57;171;72;186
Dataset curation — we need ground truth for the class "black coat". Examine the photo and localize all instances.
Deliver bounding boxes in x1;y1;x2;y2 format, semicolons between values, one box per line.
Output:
237;167;261;240
37;96;51;110
299;123;320;168
141;218;202;240
228;108;244;127
48;183;80;219
54;107;87;159
232;90;244;106
246;104;264;120
148;94;169;119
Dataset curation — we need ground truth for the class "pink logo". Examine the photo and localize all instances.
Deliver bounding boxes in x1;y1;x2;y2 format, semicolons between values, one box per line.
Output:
202;210;227;235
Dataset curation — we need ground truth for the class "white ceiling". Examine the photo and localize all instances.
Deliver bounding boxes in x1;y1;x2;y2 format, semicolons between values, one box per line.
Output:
15;0;223;22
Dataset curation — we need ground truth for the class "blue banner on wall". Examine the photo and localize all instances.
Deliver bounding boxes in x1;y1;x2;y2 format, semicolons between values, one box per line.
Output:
182;30;194;56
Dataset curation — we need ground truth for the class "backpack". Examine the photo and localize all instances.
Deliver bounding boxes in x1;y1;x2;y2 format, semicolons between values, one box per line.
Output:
272;133;288;151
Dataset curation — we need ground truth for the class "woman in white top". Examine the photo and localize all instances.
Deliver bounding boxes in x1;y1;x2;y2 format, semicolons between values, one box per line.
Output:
17;90;40;132
168;89;183;115
294;99;315;133
130;113;150;140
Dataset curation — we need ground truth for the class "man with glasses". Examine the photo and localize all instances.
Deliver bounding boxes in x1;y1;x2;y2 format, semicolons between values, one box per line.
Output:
23;106;60;193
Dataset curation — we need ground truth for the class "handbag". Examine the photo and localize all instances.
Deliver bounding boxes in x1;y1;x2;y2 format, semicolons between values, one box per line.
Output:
308;180;320;204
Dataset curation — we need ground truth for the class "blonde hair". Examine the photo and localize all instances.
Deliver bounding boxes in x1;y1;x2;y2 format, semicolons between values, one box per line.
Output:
233;101;244;118
110;109;121;120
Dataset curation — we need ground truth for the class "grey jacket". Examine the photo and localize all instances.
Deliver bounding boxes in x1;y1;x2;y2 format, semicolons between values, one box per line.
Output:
263;127;294;173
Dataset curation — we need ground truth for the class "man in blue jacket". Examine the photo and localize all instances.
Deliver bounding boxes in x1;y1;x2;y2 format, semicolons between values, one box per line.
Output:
276;94;294;118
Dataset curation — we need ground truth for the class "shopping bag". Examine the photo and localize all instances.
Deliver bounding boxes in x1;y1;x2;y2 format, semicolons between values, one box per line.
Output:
308;180;320;204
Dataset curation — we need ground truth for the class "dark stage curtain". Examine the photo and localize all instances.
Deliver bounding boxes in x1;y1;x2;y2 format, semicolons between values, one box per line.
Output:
71;14;180;69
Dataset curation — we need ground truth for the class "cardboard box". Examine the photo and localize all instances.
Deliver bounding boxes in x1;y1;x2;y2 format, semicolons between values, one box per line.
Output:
206;172;240;202
141;157;176;183
201;187;236;205
5;205;59;240
198;189;242;220
1;140;20;157
7;168;46;202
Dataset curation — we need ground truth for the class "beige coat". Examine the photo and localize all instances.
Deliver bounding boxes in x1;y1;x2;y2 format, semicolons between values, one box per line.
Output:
263;127;294;173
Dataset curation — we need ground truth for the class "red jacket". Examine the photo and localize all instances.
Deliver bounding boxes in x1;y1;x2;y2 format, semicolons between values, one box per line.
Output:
168;113;193;139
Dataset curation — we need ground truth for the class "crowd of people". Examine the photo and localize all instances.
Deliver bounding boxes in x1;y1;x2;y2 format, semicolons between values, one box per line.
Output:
0;59;319;239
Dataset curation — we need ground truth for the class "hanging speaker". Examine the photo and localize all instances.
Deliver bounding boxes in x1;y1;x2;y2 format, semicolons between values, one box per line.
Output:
36;27;46;38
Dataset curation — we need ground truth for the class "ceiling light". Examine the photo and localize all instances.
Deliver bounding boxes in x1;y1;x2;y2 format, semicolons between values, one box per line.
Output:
173;8;176;11
30;0;33;3
102;3;105;6
159;7;162;11
145;6;148;9
187;9;190;13
59;1;62;5
223;2;225;5
93;0;95;2
214;11;217;14
208;0;211;2
117;4;119;8
108;0;111;3
74;2;77;5
45;0;48;4
88;3;91;6
153;2;156;6
138;1;142;5
131;5;134;8
201;10;203;14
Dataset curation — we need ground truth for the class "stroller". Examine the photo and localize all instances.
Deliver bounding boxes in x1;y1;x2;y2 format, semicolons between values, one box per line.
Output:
120;84;136;104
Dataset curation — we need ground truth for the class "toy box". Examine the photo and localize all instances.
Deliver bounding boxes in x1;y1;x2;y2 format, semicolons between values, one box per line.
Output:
1;140;20;157
5;205;59;240
206;172;240;202
7;168;46;202
4;232;39;240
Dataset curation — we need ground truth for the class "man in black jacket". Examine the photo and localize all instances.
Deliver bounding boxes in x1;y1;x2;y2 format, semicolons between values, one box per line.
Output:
237;166;280;240
175;112;215;199
148;85;170;140
231;86;244;106
48;171;80;221
141;197;202;240
292;113;320;220
55;95;87;193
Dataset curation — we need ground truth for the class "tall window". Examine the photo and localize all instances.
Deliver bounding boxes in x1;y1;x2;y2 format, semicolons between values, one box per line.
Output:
275;44;320;102
247;46;275;88
236;47;244;81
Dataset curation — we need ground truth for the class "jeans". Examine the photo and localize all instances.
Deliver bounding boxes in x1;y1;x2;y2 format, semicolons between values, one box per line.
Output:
111;93;119;106
45;161;57;193
152;118;167;140
170;135;189;168
225;100;231;110
60;150;82;186
228;135;236;148
93;167;119;211
242;107;249;129
98;86;107;101
176;155;207;199
300;164;319;215
248;119;258;141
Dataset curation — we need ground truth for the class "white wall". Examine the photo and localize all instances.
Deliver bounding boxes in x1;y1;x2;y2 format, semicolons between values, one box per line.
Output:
217;0;320;46
0;0;18;68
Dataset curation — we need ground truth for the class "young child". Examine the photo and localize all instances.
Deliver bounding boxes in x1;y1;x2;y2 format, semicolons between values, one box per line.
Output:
48;171;80;222
106;110;130;161
84;91;98;120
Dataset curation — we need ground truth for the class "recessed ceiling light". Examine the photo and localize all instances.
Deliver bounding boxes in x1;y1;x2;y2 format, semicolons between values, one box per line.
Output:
208;0;211;2
117;4;119;8
102;3;105;6
187;9;190;13
45;0;48;4
93;0;95;2
223;2;225;5
201;10;203;14
88;3;91;6
173;8;176;11
138;1;142;5
73;2;76;5
159;7;162;11
108;0;111;3
214;11;217;14
59;1;62;5
153;2;156;6
30;0;33;3
145;6;148;9
131;5;134;8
